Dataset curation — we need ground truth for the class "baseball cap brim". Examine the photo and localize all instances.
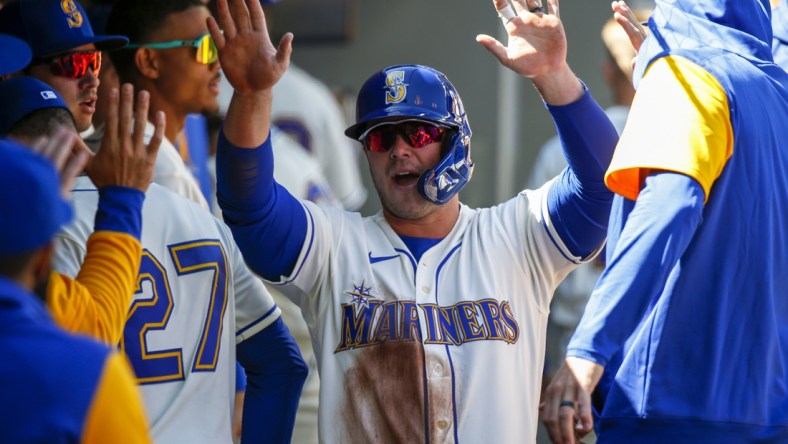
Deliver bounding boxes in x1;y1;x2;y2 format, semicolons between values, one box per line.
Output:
0;34;32;76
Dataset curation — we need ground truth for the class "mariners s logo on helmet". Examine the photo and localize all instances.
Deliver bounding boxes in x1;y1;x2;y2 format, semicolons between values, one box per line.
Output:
60;0;83;28
384;70;407;104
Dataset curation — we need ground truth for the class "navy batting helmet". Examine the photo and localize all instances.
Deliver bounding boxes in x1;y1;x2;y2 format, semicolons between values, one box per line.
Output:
345;64;474;205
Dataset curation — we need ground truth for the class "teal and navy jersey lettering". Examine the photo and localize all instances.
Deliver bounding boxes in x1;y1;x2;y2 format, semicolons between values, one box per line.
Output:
567;0;788;441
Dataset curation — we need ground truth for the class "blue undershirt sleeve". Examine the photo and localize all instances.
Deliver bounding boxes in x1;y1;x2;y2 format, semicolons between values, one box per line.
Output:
93;186;144;239
215;130;308;280
544;87;618;258
566;172;705;365
236;317;308;444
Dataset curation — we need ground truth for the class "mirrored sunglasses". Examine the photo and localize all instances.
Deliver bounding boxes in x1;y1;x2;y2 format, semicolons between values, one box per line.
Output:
127;33;218;65
33;51;102;79
362;122;446;153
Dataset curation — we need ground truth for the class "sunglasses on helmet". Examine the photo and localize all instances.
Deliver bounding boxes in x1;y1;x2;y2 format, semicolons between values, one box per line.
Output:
127;33;218;65
32;51;102;80
361;122;447;153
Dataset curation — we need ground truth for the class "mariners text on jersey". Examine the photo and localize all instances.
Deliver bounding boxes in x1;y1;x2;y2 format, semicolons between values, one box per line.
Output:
336;284;520;353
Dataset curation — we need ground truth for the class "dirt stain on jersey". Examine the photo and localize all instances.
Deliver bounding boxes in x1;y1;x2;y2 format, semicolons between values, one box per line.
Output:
342;340;454;443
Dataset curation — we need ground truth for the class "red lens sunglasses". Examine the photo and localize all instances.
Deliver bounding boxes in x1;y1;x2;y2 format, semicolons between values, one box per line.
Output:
33;51;102;79
362;122;446;153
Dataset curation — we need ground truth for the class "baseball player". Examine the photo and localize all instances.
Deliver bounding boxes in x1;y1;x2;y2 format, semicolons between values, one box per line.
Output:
52;174;307;443
542;1;788;443
0;139;151;443
0;0;128;133
1;44;307;444
102;0;215;209
0;75;164;345
211;0;617;442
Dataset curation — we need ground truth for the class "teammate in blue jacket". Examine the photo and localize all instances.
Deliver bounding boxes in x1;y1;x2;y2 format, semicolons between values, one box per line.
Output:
211;0;619;441
0;139;152;443
542;1;788;443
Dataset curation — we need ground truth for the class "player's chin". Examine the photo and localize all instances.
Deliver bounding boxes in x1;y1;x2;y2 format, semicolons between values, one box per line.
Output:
201;98;220;115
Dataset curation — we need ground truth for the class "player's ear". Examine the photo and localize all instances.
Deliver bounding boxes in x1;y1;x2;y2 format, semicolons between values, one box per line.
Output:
134;47;160;80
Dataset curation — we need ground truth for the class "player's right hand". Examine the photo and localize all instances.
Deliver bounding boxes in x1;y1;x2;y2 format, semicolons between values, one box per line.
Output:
208;0;292;95
541;356;603;444
86;83;164;192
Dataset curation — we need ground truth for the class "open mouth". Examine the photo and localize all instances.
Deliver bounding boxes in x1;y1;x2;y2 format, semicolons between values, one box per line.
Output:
80;98;96;113
392;171;420;187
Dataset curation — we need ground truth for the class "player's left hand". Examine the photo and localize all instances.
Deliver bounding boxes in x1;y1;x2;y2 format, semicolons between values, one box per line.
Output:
208;0;293;95
476;0;583;105
476;0;566;81
540;356;604;444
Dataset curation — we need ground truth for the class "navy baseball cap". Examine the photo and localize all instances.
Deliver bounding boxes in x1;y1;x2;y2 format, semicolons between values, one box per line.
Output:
0;0;128;58
0;76;69;135
0;138;73;254
0;34;32;75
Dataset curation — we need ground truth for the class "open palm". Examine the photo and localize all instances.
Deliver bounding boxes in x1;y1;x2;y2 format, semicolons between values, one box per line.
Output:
208;0;292;95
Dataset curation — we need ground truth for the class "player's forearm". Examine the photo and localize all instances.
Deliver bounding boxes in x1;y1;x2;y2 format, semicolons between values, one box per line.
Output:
237;318;308;444
48;187;144;344
223;90;272;149
545;86;617;258
216;131;308;280
566;173;704;364
532;63;584;106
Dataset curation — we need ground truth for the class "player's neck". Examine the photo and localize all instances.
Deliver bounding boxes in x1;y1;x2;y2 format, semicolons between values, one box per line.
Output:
384;199;460;239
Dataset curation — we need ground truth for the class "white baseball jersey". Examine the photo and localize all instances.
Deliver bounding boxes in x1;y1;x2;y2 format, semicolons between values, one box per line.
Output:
271;182;590;443
144;121;211;210
52;176;280;444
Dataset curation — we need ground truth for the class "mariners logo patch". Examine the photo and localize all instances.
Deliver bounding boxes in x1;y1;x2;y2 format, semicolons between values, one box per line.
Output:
345;280;376;307
384;70;407;104
60;0;83;28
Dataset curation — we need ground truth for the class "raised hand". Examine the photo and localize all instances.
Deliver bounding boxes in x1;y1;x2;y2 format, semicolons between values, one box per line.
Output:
476;0;566;80
86;83;164;192
476;0;581;105
612;0;647;53
208;0;293;95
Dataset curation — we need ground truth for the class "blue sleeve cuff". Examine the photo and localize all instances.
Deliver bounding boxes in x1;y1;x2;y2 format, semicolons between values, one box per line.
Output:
93;186;144;239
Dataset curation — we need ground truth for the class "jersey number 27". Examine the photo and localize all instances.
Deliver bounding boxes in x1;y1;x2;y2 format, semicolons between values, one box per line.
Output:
121;240;229;384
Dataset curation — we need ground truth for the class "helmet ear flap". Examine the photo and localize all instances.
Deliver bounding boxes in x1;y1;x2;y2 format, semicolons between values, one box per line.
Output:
418;130;474;204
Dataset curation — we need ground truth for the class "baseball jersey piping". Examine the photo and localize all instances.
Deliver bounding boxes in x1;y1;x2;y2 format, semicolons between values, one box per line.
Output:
539;192;583;265
393;248;418;284
434;241;463;443
277;205;316;286
236;304;279;337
